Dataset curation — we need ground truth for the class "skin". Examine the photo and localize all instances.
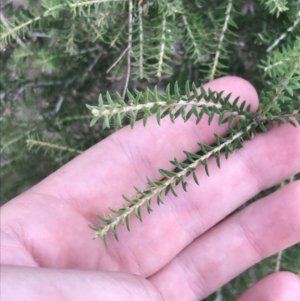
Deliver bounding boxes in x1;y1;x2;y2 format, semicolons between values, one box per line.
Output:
1;76;300;301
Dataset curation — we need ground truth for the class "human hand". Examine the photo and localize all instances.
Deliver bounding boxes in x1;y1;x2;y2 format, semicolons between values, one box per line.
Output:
1;76;300;301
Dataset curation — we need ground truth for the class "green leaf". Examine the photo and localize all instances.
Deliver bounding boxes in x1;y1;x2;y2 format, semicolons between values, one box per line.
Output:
98;94;104;106
86;104;97;111
116;92;126;106
159;169;177;178
129;110;138;128
196;109;205;124
185;81;191;98
240;101;246;111
228;17;238;28
106;91;114;106
200;159;210;176
218;111;226;125
259;123;268;133
198;143;213;154
285;86;294;97
146;198;153;213
227;115;235;128
157;191;164;205
192;170;199;185
103;115;110;129
166;84;171;101
102;233;108;249
90;116;100;127
116;113;122;128
182;181;188;192
124;214;131;231
215;152;221;168
133;186;144;195
169;184;178;197
224;145;231;159
134;206;143;221
97;215;111;224
153;86;159;102
143;111;151;127
111;224;119;241
146;177;164;187
122;194;136;205
156;106;162;125
88;224;99;231
127;90;136;104
174;81;180;97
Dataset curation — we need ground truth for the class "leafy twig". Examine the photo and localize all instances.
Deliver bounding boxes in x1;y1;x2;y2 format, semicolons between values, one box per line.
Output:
209;0;233;81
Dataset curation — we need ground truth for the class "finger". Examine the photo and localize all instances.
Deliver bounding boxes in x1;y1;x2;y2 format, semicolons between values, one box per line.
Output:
2;265;164;301
28;76;259;217
149;181;300;301
236;272;300;301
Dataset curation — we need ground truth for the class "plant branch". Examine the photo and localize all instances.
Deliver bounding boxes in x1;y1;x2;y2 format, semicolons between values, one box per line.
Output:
156;12;166;78
209;0;233;81
0;0;126;43
182;15;202;63
27;139;83;154
264;53;300;113
138;3;144;79
93;121;257;245
267;10;300;53
123;0;133;98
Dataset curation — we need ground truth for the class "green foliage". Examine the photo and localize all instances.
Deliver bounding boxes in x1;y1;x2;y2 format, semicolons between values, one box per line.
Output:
86;79;300;245
87;82;254;129
1;0;300;299
260;0;289;17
